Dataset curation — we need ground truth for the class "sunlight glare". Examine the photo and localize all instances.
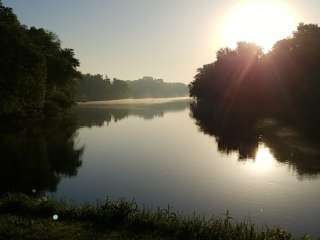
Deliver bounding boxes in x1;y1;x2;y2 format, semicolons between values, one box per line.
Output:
224;1;297;51
254;144;275;170
248;144;276;172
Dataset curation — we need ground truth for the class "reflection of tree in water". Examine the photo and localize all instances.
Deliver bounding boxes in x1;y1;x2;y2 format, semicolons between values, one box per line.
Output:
76;100;190;128
190;102;261;160
190;101;320;179
0;116;83;195
259;120;320;179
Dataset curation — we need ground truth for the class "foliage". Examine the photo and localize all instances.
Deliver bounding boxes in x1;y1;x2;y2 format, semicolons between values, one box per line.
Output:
0;1;79;117
76;75;188;101
189;23;320;120
76;74;110;101
189;23;320;179
127;76;188;99
0;194;313;240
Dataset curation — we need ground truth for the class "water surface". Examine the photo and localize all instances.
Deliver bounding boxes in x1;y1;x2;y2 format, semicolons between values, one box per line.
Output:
2;98;320;237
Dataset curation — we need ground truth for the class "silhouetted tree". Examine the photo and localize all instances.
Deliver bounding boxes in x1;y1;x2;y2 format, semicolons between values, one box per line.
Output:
127;77;188;98
76;74;110;101
189;23;320;178
190;23;320;121
0;1;79;117
267;23;320;119
0;2;46;116
190;42;264;116
76;75;188;101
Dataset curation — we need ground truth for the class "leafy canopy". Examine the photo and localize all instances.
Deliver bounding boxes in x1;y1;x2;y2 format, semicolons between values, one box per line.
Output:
0;1;80;117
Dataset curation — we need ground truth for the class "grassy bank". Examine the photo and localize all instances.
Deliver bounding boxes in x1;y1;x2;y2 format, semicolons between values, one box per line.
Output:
0;194;312;240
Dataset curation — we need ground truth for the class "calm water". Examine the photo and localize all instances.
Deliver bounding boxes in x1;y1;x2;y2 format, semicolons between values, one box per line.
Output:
2;98;320;237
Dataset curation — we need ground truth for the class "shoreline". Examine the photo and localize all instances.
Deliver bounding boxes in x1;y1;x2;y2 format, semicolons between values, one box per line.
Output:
0;194;305;240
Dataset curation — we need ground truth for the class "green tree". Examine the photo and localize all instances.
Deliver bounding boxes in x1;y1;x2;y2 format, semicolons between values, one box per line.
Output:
0;1;80;117
0;2;46;116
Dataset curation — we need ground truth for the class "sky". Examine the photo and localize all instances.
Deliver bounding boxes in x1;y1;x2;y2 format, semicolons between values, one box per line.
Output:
3;0;320;83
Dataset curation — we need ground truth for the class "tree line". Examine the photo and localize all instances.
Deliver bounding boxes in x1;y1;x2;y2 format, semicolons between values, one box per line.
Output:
76;75;188;101
190;23;320;122
0;1;188;118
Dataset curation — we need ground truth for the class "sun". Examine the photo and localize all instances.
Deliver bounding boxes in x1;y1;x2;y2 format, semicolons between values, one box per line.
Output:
223;1;297;52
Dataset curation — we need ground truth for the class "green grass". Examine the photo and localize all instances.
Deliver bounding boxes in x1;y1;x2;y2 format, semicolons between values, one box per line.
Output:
0;194;314;240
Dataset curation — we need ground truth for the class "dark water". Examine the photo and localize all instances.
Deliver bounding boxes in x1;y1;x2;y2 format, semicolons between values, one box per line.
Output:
2;98;320;237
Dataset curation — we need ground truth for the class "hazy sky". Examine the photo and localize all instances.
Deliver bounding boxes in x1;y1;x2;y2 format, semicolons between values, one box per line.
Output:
3;0;320;83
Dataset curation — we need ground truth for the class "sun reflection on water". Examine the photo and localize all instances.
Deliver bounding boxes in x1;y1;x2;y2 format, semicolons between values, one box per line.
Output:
246;144;275;172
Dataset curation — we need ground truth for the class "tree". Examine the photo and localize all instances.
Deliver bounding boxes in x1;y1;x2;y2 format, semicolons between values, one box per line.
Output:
76;74;188;101
0;3;46;116
76;74;111;101
190;23;320;120
190;42;264;114
0;1;80;117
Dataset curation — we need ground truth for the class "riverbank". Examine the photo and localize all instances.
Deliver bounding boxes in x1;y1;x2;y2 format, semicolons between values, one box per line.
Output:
0;194;310;240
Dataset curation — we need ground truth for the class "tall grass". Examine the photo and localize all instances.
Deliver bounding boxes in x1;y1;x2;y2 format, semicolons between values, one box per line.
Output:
0;194;313;240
